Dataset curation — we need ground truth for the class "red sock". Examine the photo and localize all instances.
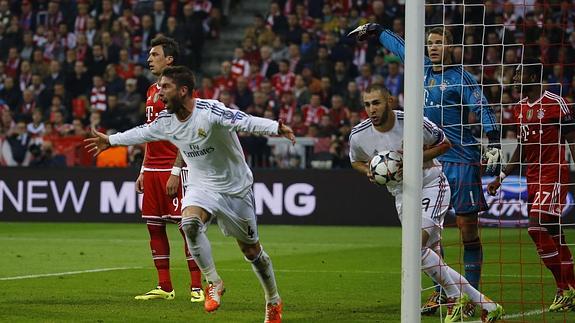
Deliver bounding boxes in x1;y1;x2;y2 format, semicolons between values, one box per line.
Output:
553;231;575;288
528;226;566;289
180;226;202;289
147;221;172;291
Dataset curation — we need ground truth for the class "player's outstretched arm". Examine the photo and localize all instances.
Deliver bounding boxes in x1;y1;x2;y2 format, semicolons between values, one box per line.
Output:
423;137;451;162
84;128;111;156
348;23;406;64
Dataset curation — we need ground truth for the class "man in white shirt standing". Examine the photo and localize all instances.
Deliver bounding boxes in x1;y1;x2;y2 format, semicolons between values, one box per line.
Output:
85;66;294;323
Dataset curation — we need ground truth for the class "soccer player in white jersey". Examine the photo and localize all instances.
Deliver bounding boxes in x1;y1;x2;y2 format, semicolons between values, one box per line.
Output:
85;66;294;323
349;84;503;323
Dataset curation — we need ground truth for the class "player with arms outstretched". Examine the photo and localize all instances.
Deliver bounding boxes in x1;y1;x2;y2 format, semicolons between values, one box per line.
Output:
134;36;203;302
86;66;294;323
349;84;503;323
349;24;502;314
488;58;575;312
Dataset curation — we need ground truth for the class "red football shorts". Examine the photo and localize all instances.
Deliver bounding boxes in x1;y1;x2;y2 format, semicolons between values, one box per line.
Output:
527;177;568;217
142;170;183;220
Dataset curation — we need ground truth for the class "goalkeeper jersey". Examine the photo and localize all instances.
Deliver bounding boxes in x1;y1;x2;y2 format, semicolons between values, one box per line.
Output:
109;98;279;197
378;30;499;163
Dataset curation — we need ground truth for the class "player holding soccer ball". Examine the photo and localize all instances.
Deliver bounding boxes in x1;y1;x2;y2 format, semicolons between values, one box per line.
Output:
488;58;575;312
86;66;294;323
349;23;502;314
134;36;203;302
349;84;503;323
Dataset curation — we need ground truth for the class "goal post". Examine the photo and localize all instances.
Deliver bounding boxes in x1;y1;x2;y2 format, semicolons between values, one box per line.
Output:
401;0;424;322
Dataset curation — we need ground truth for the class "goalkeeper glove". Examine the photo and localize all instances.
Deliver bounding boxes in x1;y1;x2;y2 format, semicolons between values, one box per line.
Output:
347;23;384;41
483;130;503;175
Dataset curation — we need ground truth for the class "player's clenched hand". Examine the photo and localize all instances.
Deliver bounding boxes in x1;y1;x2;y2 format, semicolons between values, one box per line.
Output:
347;23;384;41
165;174;179;198
487;177;502;196
84;128;111;156
135;173;144;193
278;120;296;145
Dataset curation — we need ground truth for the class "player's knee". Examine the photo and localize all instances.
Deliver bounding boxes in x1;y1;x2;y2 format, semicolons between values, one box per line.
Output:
181;216;203;244
240;242;261;261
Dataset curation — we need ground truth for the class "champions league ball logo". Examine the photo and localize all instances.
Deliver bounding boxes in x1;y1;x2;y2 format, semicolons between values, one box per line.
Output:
481;175;575;227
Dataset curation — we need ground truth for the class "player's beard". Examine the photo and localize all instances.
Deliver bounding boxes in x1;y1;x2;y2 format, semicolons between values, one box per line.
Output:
166;95;185;114
372;108;389;126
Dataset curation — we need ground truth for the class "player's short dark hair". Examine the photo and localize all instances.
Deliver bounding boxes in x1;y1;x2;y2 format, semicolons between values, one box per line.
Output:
521;57;543;83
363;83;391;97
150;35;180;65
427;27;453;45
161;66;196;95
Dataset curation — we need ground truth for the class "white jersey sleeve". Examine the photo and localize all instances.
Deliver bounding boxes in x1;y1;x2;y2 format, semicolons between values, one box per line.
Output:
422;116;445;147
349;134;370;163
109;113;169;146
209;101;279;135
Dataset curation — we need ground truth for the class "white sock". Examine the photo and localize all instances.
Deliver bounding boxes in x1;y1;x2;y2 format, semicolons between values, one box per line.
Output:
247;247;280;304
445;266;497;312
421;248;460;299
181;217;221;283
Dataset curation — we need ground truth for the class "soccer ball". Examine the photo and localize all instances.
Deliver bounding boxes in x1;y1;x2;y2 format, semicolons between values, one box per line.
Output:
370;151;403;186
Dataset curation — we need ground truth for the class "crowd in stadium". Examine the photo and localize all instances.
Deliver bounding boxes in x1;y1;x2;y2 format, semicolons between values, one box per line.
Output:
0;0;573;168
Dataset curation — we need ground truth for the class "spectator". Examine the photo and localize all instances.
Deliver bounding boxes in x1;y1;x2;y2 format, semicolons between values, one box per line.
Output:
213;60;236;93
2;120;32;166
329;94;351;126
245;13;275;47
231;47;250;79
301;93;329;126
234;76;254;111
293;74;311;106
384;60;403;97
219;90;239;110
284;14;303;45
152;0;168;33
271;36;289;62
66;60;91;98
271;59;296;96
260;45;279;79
0;77;21;110
197;77;217;100
312;45;334;78
117;78;143;126
90;75;107;112
27;109;45;138
278;90;297;124
266;1;288;35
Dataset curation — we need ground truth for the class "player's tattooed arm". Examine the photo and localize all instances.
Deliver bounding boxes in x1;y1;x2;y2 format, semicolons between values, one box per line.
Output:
166;151;183;198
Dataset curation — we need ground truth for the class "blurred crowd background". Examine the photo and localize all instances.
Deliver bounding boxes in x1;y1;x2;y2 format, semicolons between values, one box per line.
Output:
0;0;573;169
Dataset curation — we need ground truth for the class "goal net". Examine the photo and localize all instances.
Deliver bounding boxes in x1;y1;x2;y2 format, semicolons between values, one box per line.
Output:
418;1;575;322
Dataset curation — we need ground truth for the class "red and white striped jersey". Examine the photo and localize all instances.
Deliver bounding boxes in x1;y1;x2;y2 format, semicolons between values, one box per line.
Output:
301;104;329;126
231;58;250;79
271;72;296;95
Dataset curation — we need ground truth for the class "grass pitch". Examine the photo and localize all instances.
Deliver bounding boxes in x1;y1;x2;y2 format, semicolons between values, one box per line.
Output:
0;222;573;322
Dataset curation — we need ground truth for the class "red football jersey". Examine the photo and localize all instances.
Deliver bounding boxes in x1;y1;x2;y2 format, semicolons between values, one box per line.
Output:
143;83;178;169
512;91;573;182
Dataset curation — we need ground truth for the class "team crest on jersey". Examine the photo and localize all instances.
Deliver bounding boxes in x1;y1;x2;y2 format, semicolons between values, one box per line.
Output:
440;81;448;91
526;109;533;120
198;128;207;138
429;79;436;87
153;93;160;103
537;108;545;119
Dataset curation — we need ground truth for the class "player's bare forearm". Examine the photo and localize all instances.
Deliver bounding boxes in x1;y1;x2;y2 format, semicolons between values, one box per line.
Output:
423;138;451;162
502;143;521;176
352;161;369;176
173;150;183;168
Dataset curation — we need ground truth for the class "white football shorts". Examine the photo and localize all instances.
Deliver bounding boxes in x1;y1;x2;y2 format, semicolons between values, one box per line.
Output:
395;173;451;248
182;186;259;244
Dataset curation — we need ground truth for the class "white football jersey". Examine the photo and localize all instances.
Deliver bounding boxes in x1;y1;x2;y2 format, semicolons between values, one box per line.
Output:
349;110;445;196
109;98;279;197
